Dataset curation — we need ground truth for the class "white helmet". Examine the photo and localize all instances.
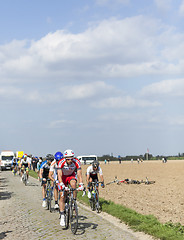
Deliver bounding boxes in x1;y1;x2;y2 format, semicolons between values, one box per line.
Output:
64;149;75;158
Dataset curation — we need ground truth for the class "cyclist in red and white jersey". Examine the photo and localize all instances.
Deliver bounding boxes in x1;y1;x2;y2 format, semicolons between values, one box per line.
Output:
57;149;84;227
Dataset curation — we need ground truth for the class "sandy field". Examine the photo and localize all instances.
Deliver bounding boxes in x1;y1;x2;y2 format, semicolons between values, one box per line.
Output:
81;160;184;225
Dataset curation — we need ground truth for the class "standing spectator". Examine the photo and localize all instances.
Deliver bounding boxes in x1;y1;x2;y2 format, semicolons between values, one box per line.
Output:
32;157;37;171
107;159;110;164
118;155;121;164
131;158;133;163
104;159;107;164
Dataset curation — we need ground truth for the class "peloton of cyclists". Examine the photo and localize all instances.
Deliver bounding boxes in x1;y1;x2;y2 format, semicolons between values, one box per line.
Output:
57;149;84;227
19;155;30;183
86;160;105;198
40;154;54;208
49;151;63;210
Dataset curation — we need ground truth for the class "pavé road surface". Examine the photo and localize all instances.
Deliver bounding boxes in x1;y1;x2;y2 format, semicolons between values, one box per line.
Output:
0;170;154;240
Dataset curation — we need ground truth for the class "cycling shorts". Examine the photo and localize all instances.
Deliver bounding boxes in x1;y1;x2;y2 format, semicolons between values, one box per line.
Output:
21;166;29;171
62;173;77;186
42;178;49;185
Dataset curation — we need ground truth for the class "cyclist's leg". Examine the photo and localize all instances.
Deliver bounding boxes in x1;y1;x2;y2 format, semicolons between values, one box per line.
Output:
42;178;47;207
69;176;77;199
59;175;69;212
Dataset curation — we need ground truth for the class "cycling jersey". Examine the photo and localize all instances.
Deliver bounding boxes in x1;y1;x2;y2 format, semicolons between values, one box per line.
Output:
86;165;103;177
58;158;81;176
49;159;59;180
11;159;18;166
20;159;29;168
40;161;50;179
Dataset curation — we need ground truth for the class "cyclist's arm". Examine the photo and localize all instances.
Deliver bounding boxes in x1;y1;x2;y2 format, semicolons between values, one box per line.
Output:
57;169;63;183
86;173;90;184
77;169;83;184
49;170;55;182
40;168;43;179
100;174;104;183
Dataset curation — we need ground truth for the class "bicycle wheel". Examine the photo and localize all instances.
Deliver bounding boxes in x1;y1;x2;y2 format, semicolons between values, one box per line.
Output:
95;191;100;213
24;174;27;186
46;185;51;210
70;200;78;234
64;202;70;229
48;187;53;212
90;195;95;211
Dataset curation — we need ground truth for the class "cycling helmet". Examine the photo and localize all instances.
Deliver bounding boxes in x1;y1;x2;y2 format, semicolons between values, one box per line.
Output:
55;151;63;161
46;154;54;161
92;160;99;168
64;149;75;158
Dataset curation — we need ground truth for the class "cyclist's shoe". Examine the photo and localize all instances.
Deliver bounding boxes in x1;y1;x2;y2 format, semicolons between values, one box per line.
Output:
42;200;47;208
20;177;22;182
54;203;59;209
60;214;65;227
27;180;29;184
88;191;91;198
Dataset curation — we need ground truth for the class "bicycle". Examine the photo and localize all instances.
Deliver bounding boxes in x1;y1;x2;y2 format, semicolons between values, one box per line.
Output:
62;186;80;234
46;179;53;212
12;166;17;176
140;177;156;185
106;176;125;185
22;169;28;186
89;181;103;213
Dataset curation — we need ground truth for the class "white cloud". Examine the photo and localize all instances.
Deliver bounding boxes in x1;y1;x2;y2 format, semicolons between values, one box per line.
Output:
179;0;184;16
92;96;160;109
169;116;184;125
1;15;184;85
61;81;114;100
154;0;172;11
141;79;184;97
0;86;21;98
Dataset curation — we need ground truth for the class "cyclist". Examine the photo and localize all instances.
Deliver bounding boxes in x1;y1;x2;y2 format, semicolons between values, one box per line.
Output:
40;154;54;208
57;149;84;227
11;158;18;174
19;155;30;183
49;151;63;210
86;160;104;198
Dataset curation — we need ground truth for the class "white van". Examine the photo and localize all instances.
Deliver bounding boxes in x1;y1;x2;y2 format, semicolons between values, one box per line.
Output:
0;150;15;170
77;155;97;165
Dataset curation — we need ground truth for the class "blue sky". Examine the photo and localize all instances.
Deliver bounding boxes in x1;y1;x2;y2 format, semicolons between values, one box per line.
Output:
0;0;184;157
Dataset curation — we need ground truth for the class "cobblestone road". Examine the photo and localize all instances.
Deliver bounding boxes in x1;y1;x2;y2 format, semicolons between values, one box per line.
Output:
0;171;154;240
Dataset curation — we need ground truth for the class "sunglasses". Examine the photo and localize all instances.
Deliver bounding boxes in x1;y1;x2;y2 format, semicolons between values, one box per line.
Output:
65;158;73;161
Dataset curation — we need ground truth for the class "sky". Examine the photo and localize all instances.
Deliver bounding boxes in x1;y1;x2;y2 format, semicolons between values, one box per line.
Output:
0;0;184;158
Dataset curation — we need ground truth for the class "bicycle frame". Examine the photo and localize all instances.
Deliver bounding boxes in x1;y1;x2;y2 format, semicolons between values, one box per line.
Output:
46;179;53;212
63;186;79;234
89;181;102;213
22;169;27;186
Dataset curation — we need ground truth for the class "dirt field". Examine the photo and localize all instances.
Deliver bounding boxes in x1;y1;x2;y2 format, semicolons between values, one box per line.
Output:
81;160;184;225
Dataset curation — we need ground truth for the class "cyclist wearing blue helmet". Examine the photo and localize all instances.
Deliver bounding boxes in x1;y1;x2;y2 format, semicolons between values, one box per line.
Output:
49;151;63;209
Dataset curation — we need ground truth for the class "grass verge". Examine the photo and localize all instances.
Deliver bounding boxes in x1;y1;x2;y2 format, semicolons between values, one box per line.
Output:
77;192;184;240
29;171;184;240
29;170;38;179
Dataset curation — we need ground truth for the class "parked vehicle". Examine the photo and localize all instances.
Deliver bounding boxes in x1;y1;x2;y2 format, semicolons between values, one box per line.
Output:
0;150;14;170
77;155;97;165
